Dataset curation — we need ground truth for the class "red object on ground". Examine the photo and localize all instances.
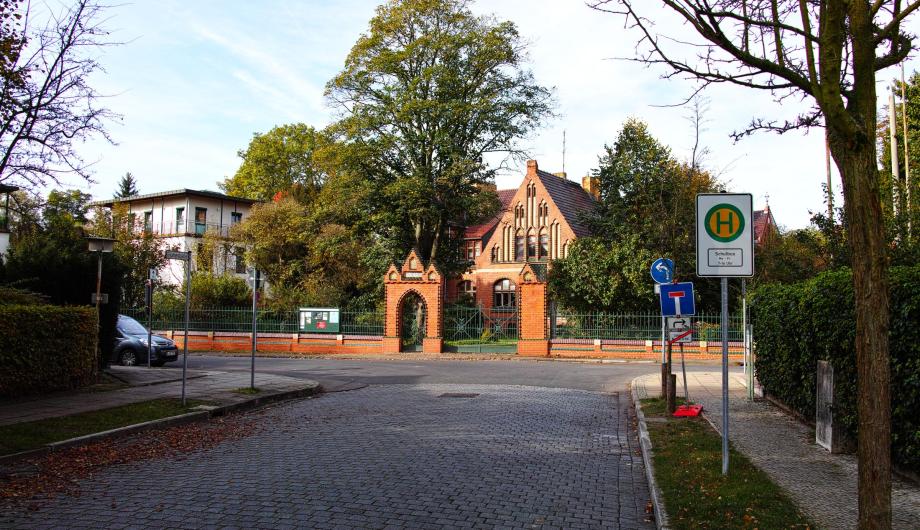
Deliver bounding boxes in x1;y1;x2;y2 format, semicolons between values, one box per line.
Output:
673;404;703;417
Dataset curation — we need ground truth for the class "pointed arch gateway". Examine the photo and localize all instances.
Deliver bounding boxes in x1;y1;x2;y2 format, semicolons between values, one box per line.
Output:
383;250;444;353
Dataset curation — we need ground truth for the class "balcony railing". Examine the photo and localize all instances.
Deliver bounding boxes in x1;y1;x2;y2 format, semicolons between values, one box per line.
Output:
129;221;236;238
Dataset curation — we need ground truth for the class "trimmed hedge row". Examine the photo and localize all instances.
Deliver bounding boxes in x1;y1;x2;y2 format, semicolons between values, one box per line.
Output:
751;266;920;473
0;305;97;397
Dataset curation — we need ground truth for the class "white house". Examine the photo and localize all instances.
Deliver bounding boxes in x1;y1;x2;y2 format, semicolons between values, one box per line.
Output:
0;184;16;262
91;189;260;286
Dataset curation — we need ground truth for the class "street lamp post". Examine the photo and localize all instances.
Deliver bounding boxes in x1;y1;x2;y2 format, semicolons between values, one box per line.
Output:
86;236;116;371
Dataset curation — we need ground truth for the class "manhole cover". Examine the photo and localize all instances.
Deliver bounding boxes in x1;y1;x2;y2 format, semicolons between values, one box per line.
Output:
438;393;479;398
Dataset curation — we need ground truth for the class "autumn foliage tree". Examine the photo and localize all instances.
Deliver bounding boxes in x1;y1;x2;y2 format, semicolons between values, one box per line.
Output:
325;0;553;275
591;1;920;526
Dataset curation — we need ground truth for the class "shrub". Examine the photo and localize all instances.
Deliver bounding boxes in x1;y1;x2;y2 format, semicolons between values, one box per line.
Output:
0;305;97;397
751;266;920;473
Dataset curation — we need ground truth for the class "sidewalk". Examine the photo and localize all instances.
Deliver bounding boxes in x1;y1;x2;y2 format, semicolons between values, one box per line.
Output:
633;371;920;529
0;366;321;427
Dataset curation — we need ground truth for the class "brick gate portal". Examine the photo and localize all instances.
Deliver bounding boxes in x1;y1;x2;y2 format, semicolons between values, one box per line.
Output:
383;250;444;353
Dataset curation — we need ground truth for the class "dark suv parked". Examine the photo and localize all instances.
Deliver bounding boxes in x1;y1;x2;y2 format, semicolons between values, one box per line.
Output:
112;314;179;367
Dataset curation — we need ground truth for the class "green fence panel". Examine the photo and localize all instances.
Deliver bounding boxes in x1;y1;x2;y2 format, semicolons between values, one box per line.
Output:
552;310;744;341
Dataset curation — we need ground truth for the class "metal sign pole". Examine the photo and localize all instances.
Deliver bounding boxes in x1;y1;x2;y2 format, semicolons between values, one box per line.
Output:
741;279;747;375
182;257;191;406
146;282;153;368
721;276;730;475
250;269;259;390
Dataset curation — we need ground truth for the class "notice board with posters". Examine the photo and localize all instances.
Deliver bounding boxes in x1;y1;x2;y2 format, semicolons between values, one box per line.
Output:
299;308;340;333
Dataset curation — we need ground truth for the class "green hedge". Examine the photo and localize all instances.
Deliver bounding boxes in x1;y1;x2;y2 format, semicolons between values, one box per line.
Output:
752;266;920;473
0;305;97;397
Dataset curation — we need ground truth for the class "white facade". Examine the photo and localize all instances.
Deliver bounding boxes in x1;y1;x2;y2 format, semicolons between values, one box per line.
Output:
0;231;9;262
93;189;259;286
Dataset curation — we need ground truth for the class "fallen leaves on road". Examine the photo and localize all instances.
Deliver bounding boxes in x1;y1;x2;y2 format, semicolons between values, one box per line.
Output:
0;412;262;508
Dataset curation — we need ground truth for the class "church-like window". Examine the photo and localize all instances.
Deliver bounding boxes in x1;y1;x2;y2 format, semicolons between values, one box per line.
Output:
515;230;525;261
493;279;516;309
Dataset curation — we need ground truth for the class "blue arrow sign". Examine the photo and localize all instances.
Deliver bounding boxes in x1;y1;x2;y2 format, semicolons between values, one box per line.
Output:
659;282;695;317
650;258;674;284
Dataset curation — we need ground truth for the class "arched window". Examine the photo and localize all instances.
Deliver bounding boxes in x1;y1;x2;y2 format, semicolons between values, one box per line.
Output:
515;229;525;261
527;229;537;259
563;240;570;258
493;278;516;308
539;229;549;259
491;245;499;263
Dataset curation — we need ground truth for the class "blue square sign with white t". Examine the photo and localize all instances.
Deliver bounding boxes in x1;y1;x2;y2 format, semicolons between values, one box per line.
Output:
659;282;695;317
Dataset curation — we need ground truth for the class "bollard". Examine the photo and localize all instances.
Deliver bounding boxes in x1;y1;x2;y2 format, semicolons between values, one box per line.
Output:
667;373;677;414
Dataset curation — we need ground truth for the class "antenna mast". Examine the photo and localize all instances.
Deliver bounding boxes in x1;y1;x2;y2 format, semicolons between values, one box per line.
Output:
562;130;566;174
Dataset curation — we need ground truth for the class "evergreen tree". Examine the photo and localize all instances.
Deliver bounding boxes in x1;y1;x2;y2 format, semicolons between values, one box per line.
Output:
114;172;138;198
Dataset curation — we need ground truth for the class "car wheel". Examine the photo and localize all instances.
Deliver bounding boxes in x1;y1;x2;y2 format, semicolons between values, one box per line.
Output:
151;360;165;367
119;349;138;366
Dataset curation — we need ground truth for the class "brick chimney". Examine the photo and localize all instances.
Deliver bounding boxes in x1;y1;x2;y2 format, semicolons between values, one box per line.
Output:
582;175;600;200
552;172;568;180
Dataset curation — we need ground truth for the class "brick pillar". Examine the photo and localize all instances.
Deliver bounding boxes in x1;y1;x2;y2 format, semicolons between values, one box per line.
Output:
517;279;549;357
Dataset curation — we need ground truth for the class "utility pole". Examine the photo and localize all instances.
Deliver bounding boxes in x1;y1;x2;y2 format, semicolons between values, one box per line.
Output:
825;129;833;221
890;86;901;219
901;64;912;238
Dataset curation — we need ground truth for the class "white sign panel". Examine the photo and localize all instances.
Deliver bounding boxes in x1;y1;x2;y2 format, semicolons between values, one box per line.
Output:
666;317;692;343
696;193;754;277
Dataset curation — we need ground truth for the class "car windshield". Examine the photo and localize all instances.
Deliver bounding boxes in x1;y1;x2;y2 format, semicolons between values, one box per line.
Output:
118;316;149;335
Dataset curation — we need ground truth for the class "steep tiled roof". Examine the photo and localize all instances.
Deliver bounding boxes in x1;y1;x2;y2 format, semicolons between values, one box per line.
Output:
534;169;596;237
464;188;516;239
752;207;776;244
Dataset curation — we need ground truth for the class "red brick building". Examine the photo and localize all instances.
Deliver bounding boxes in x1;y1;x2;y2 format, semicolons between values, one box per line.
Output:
449;159;598;310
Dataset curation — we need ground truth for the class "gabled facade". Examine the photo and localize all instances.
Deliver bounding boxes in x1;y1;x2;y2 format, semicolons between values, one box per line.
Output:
91;189;259;285
451;160;597;310
752;204;778;246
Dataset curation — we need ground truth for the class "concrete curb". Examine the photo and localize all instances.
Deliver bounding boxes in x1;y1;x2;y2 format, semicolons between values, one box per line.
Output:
630;377;670;530
0;382;322;465
103;370;209;388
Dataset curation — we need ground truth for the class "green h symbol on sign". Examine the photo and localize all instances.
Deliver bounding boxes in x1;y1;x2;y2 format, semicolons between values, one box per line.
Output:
716;210;734;233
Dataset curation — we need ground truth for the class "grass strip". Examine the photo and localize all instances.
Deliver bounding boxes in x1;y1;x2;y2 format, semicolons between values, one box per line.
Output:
641;397;814;529
0;398;205;455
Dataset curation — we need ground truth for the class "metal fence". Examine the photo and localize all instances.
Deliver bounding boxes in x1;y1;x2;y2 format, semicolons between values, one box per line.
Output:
552;310;745;342
444;305;518;344
122;307;385;336
122;305;742;342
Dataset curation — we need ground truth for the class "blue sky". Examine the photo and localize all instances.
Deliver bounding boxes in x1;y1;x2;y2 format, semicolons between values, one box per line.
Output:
67;0;920;229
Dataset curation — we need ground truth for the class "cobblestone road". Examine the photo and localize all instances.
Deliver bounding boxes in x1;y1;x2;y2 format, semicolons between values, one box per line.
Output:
2;384;653;529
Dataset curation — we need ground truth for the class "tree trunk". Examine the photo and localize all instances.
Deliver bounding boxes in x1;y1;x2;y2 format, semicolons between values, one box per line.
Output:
828;130;891;529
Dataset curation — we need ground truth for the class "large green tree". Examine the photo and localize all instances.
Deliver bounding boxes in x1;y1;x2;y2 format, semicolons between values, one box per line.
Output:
325;0;553;275
220;123;325;201
592;1;920;524
549;119;720;312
